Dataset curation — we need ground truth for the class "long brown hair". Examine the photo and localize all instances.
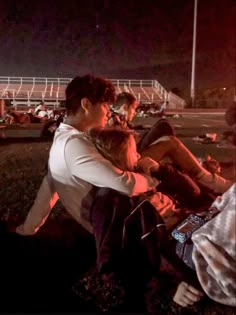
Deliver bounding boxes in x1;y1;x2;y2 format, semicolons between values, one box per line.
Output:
87;127;135;171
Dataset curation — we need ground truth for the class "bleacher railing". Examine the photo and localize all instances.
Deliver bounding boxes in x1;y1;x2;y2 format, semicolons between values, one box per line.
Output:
0;76;185;109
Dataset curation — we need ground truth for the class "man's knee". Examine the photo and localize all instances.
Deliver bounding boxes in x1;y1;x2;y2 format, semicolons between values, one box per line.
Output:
152;135;179;148
138;119;175;152
161;135;180;151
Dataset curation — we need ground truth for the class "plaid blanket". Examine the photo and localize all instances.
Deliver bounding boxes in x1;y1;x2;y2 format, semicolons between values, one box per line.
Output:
192;183;236;306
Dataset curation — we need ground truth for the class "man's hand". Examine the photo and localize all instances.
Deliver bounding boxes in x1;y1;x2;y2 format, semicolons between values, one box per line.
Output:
137;157;160;175
173;281;204;307
15;224;26;235
15;224;36;236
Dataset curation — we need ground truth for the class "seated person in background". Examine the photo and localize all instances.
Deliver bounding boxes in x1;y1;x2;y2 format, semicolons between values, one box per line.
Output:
217;102;236;148
225;101;236;146
40;113;64;139
34;102;47;115
109;91;174;140
108;91;140;129
157;100;167;117
5;110;31;124
34;102;49;121
27;109;42;123
108;91;232;194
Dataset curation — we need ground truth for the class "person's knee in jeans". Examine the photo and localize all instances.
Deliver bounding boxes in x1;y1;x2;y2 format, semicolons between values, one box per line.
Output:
152;163;201;206
138;119;175;152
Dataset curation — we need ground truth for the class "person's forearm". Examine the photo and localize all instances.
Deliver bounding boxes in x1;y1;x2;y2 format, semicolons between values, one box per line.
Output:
16;175;58;235
66;138;159;196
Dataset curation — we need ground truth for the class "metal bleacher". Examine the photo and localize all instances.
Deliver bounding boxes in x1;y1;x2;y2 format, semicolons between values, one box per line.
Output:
0;76;185;110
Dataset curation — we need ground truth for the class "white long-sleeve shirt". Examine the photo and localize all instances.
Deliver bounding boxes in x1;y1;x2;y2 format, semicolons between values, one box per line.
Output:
17;123;158;235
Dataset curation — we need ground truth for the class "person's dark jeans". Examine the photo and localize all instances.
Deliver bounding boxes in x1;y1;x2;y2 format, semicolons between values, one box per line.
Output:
152;163;201;207
152;163;216;210
137;118;175;152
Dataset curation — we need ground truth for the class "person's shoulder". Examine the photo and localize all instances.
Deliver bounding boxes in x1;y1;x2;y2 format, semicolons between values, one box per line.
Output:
55;124;86;142
57;123;80;133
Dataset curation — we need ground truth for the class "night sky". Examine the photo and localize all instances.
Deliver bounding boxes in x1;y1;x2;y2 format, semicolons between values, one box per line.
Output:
0;0;235;91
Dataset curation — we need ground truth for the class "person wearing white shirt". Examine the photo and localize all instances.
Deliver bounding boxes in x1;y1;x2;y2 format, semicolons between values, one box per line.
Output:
16;75;160;282
16;76;159;237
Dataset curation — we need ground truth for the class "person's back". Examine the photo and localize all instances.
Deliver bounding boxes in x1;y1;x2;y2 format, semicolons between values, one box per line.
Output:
49;124;98;232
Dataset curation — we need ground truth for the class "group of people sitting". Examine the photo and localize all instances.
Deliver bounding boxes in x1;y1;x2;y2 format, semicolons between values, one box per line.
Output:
13;74;235;311
3;103;65;125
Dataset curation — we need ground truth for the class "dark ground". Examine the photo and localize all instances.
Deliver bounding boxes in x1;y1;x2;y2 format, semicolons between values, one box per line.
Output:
0;138;98;313
0;115;235;313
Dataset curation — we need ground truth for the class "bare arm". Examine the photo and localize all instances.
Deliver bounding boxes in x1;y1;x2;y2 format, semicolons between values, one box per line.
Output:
16;174;58;235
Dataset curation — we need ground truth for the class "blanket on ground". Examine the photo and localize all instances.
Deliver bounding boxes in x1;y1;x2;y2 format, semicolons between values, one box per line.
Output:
192;183;236;306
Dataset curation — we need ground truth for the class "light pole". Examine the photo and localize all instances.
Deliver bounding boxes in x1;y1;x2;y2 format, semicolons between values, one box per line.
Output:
234;65;236;102
191;0;198;107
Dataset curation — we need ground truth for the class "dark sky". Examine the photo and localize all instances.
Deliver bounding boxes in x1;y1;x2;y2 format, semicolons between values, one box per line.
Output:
0;0;235;91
